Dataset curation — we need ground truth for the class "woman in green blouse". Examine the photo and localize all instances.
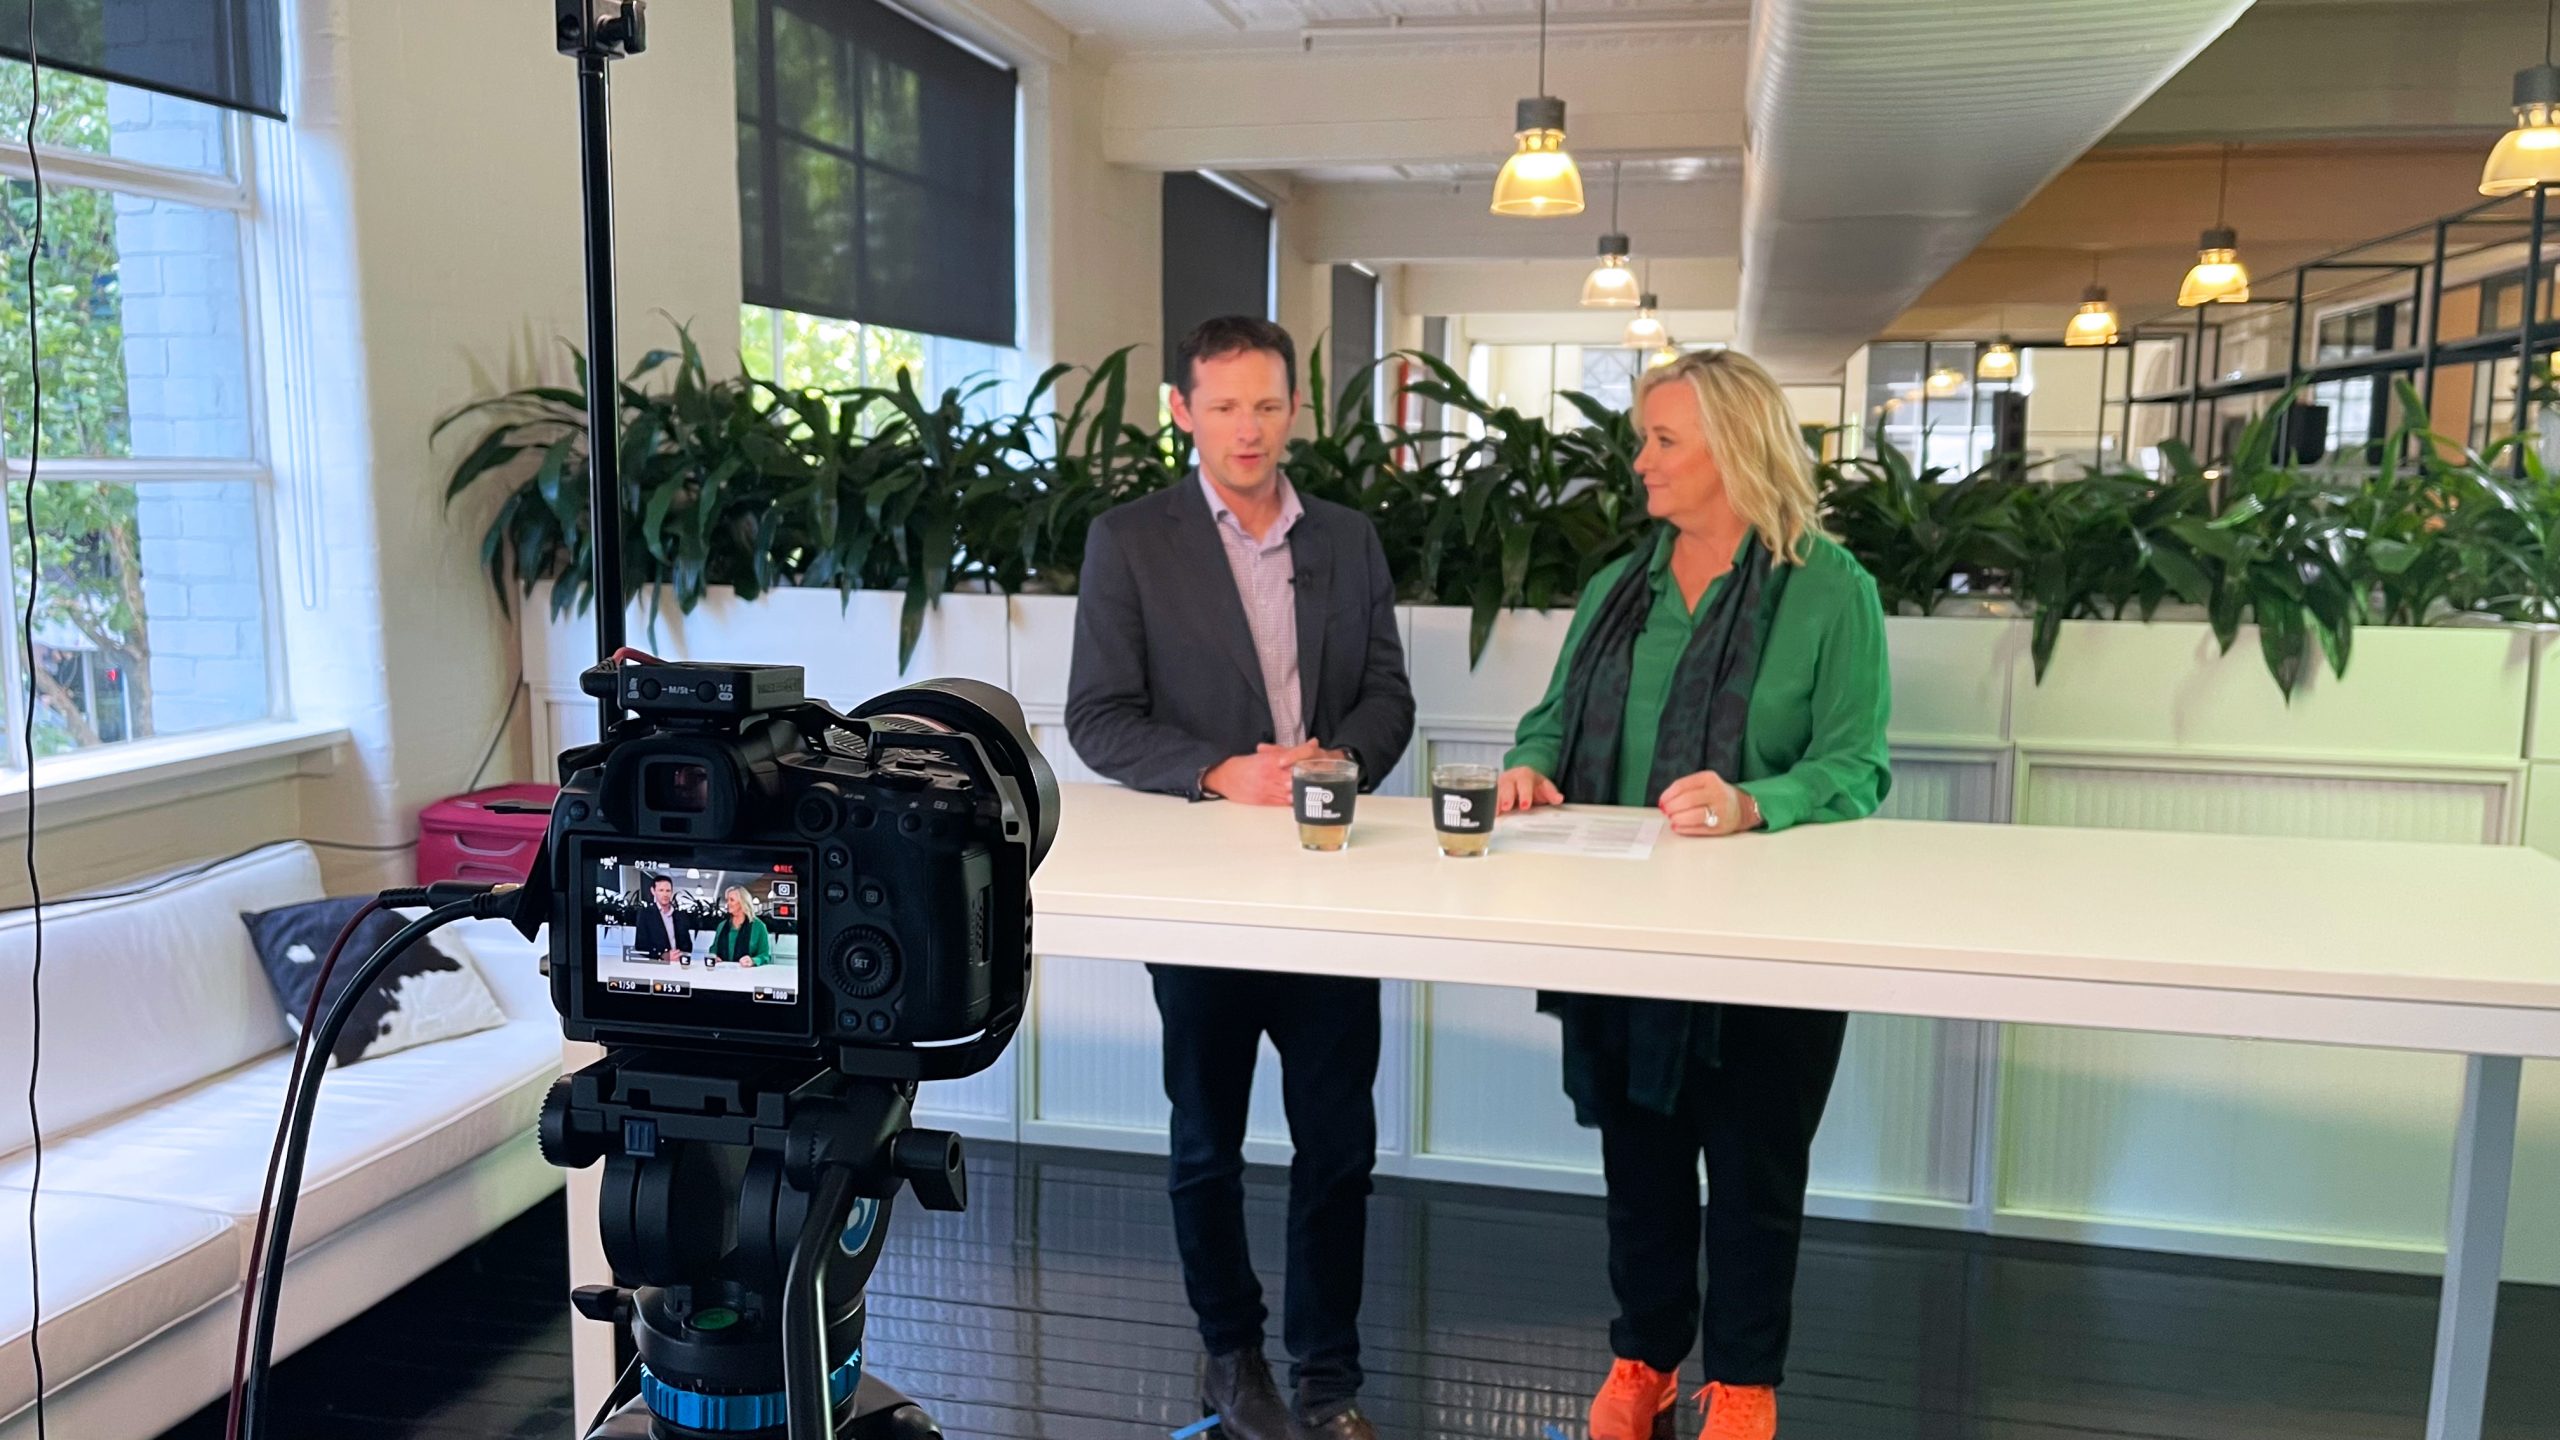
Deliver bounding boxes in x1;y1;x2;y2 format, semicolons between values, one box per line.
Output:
1498;349;1890;1440
706;885;775;968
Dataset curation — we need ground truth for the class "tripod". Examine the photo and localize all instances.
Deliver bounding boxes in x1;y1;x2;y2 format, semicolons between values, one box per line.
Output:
541;1051;967;1439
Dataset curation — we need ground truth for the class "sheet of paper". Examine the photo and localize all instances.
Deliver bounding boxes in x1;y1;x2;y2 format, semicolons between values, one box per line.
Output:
1494;808;1665;861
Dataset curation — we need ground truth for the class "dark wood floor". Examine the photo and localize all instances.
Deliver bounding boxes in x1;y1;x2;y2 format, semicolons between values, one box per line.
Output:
159;1143;2560;1439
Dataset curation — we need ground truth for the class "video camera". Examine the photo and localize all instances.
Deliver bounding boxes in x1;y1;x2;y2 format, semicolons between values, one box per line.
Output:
521;657;1058;1081
506;657;1059;1440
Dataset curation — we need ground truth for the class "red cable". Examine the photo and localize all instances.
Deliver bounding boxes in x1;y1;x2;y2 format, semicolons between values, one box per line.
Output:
220;898;383;1440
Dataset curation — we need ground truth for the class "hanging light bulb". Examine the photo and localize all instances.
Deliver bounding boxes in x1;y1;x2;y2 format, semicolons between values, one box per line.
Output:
1976;336;2020;382
1624;293;1668;349
2179;230;2252;305
2065;285;2120;347
1925;366;1965;397
1491;0;1584;217
1580;163;1638;306
2485;2;2560;195
1648;340;1684;368
2179;146;2252;306
1583;240;1639;306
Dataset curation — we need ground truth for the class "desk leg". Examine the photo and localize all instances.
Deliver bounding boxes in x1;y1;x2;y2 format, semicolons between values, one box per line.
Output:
2426;1053;2521;1440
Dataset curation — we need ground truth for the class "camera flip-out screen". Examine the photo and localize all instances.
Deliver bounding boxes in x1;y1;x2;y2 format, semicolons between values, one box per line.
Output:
577;839;814;1039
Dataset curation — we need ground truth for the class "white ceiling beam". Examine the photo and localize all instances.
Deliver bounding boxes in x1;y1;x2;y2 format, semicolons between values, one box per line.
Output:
1288;176;1739;264
1103;31;1746;171
1399;258;1739;318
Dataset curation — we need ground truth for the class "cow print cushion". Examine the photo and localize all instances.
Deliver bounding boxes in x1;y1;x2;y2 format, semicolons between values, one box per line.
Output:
241;897;508;1068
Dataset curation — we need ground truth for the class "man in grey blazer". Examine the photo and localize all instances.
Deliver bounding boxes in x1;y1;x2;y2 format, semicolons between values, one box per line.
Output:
1067;316;1413;1440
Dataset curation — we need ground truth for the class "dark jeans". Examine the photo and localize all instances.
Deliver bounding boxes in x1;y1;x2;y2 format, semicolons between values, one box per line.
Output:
1600;1004;1849;1387
1150;965;1381;1409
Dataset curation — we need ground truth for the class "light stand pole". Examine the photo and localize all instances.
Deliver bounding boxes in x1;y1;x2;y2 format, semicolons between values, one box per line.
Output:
557;0;646;734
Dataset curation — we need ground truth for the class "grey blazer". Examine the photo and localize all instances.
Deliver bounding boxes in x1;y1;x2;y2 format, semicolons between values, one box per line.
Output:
1065;477;1416;799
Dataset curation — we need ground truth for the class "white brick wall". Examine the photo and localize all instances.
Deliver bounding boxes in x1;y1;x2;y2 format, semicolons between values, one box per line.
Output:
133;480;267;735
105;85;268;739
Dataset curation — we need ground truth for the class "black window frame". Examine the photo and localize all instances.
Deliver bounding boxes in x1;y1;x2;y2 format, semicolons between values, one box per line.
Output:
735;0;1018;348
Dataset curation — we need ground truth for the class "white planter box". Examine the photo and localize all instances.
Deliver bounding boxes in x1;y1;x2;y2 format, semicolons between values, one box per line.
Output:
528;591;2541;771
1403;603;1574;738
2529;628;2560;762
526;582;1010;702
1006;593;1080;719
2011;618;2538;766
1886;616;2023;748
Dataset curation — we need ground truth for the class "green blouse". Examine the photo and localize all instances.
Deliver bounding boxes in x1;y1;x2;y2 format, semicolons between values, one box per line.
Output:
1503;530;1894;832
711;917;775;966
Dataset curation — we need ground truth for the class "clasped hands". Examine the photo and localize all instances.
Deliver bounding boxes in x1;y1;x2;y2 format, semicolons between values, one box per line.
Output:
1496;765;1759;838
1205;740;1345;806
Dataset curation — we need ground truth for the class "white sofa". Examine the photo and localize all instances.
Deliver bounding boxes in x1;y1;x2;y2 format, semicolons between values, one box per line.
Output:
0;842;564;1440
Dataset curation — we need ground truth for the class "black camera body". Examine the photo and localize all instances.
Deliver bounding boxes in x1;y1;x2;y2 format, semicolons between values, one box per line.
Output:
528;659;1057;1081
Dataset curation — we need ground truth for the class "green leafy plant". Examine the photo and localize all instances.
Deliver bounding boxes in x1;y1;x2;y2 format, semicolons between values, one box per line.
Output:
438;327;804;623
1819;439;2026;618
447;332;2560;696
1399;351;1642;660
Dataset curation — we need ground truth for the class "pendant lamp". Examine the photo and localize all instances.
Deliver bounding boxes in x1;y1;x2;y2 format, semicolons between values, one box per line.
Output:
2484;0;2560;195
1581;162;1639;306
2178;146;2252;306
2065;256;2119;347
1491;0;1584;217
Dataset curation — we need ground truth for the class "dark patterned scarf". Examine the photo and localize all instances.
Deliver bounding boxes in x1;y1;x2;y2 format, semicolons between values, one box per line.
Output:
1541;525;1791;1120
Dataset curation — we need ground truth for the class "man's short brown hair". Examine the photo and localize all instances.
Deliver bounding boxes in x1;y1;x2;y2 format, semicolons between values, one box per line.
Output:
1173;315;1297;398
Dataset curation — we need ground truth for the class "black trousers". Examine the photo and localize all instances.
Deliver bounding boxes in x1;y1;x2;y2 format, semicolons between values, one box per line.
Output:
1599;1004;1849;1387
1150;965;1381;1408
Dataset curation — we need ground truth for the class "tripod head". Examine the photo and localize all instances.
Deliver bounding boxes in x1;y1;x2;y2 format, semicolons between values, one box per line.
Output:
547;1055;962;1439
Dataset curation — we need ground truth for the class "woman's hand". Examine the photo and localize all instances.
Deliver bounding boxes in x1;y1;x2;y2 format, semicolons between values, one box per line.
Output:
1660;770;1760;838
1496;766;1563;815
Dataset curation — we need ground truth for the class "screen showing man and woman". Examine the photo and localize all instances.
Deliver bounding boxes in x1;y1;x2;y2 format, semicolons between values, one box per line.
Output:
591;853;802;1008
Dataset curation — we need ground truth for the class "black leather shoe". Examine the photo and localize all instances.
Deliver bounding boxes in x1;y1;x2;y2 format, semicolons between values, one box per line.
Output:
1297;1402;1379;1440
1201;1349;1298;1440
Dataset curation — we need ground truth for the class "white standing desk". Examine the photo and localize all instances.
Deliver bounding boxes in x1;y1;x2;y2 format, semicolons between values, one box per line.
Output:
568;783;2560;1438
1028;782;2560;1440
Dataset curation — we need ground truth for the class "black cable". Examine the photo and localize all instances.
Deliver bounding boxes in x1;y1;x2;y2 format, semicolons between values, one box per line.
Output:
1537;0;1547;95
466;672;526;793
18;18;48;1438
238;895;488;1440
585;1356;642;1436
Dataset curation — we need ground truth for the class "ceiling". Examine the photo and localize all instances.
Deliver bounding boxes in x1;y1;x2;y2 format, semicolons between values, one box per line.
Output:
1288;153;1739;186
1028;0;2518;373
1027;0;1745;52
1736;0;2257;377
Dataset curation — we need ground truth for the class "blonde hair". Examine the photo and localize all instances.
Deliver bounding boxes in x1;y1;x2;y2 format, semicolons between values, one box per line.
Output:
1632;349;1824;565
722;885;760;921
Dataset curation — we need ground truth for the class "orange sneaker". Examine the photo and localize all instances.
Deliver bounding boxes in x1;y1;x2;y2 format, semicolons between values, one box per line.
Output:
1588;1358;1679;1440
1696;1382;1777;1440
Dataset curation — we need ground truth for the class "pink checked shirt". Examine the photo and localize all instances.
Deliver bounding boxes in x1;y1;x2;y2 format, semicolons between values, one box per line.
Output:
1199;472;1306;749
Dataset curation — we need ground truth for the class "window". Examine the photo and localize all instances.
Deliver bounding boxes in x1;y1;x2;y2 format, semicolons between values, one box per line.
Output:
0;62;275;760
734;0;1017;348
1160;173;1273;389
1461;343;1643;434
738;303;1019;427
1863;341;2003;473
1327;264;1380;417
